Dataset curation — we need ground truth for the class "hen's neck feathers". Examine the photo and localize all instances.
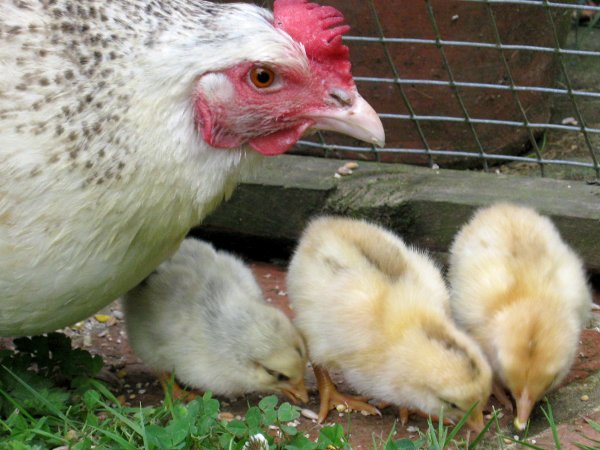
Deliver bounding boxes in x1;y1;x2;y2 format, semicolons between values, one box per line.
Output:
1;0;293;216
0;0;298;334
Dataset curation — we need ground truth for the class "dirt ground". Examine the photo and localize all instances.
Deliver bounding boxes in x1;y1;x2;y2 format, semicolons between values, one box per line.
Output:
53;259;600;449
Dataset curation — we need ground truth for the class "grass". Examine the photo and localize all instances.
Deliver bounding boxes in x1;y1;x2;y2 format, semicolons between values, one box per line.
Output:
0;334;598;449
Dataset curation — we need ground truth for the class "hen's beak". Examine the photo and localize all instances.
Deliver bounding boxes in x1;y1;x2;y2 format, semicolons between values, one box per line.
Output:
513;388;534;431
281;378;309;404
308;92;385;147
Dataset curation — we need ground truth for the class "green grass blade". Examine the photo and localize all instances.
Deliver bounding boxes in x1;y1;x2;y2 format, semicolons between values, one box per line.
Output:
541;400;562;450
87;424;139;450
468;410;498;450
137;404;151;450
502;436;547;450
0;387;37;422
96;400;146;437
29;428;69;444
584;418;600;434
2;365;74;426
447;402;477;442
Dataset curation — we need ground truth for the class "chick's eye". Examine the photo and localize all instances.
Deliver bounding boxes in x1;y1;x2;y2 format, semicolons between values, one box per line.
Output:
264;367;289;382
277;373;290;382
249;67;275;89
441;399;459;410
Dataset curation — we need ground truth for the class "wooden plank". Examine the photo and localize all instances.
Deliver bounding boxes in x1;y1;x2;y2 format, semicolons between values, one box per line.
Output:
196;155;600;272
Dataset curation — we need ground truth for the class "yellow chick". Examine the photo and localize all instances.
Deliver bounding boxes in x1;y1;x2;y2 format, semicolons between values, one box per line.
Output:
123;238;308;404
287;217;491;428
448;203;592;430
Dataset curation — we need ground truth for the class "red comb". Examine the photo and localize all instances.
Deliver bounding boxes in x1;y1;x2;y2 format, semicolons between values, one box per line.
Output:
274;0;352;82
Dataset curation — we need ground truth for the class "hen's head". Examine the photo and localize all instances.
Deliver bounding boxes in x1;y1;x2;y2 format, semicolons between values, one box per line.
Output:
193;0;384;155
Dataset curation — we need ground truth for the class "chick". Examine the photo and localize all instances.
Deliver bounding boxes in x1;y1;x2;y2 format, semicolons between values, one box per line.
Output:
123;238;308;403
448;203;592;430
287;217;491;428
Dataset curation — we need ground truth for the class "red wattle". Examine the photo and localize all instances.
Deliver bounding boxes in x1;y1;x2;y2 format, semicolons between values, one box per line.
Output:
248;123;311;156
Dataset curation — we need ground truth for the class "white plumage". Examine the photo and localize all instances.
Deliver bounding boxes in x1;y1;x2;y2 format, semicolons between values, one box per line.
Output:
448;203;592;430
0;0;384;335
287;216;491;427
123;238;308;401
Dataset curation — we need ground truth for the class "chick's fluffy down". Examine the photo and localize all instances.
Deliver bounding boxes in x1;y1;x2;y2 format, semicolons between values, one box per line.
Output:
123;238;307;397
448;203;592;412
287;217;491;421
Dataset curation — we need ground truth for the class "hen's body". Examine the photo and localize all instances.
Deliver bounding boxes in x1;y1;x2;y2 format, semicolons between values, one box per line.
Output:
2;0;354;335
1;1;261;334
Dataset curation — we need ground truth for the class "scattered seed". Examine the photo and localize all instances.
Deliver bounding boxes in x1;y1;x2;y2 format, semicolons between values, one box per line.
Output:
406;426;419;433
83;334;92;347
65;429;77;441
218;412;234;421
336;166;353;176
94;314;111;323
117;369;127;379
129;394;136;400
335;404;347;413
301;409;319;421
581;394;589;401
112;310;124;319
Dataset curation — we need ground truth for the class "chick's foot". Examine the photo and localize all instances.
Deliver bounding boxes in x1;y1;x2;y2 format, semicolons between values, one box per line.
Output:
313;365;381;423
492;382;514;413
399;407;455;427
158;373;201;402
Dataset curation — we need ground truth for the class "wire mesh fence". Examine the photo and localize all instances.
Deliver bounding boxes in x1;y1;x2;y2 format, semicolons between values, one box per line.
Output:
281;0;600;181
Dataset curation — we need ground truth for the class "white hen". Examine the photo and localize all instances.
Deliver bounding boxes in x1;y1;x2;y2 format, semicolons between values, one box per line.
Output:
0;0;384;336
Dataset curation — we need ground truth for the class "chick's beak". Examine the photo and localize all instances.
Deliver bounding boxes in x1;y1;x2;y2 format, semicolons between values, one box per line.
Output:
466;407;485;433
307;91;385;148
280;378;309;404
514;388;535;431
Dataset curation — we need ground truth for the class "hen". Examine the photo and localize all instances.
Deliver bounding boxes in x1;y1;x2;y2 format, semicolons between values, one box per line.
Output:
0;0;384;336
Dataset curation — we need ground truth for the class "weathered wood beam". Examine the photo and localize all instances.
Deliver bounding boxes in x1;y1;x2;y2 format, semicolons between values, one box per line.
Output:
197;155;600;272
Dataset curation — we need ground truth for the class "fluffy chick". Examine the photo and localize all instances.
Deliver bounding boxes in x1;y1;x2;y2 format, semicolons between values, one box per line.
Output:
287;217;491;428
448;203;592;430
123;238;308;403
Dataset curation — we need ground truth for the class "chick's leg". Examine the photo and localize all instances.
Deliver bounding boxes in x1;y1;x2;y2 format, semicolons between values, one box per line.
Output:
492;381;514;413
158;373;199;402
313;365;381;423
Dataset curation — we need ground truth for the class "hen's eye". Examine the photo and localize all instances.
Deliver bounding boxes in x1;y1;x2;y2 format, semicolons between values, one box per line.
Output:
250;67;275;89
